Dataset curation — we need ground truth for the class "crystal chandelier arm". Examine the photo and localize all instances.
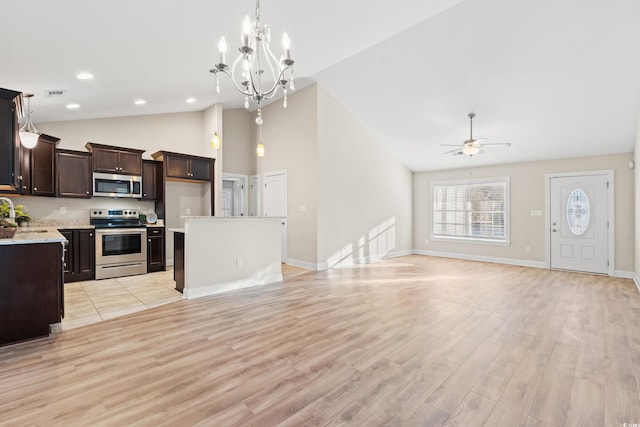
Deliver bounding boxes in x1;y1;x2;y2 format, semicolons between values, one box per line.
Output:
262;37;281;75
259;66;292;98
223;55;254;97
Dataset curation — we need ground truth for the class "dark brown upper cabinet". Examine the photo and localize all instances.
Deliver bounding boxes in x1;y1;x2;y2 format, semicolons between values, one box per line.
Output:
0;88;22;193
56;149;92;198
151;151;212;182
20;134;59;197
85;142;144;176
142;159;162;200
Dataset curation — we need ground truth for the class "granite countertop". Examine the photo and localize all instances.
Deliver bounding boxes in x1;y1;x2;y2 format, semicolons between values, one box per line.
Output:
0;227;67;246
146;223;165;228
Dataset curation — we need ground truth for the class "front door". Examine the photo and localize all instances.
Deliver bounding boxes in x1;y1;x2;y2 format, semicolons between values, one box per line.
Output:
549;173;609;274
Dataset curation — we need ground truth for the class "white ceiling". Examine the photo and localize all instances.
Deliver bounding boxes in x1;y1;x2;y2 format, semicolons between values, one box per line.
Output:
3;0;640;172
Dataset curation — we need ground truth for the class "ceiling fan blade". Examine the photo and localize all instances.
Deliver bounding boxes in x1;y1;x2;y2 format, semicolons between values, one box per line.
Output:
482;142;511;147
439;144;462;147
442;148;462;155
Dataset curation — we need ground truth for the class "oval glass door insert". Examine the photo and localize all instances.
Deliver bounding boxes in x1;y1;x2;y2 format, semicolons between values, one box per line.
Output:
566;188;590;236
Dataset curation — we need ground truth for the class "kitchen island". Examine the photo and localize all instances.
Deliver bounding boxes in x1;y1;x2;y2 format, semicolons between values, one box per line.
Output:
171;217;282;299
0;228;66;346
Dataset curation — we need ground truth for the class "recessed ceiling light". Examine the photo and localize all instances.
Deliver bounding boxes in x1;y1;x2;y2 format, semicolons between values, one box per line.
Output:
134;99;147;105
186;97;197;104
76;73;94;80
66;103;81;109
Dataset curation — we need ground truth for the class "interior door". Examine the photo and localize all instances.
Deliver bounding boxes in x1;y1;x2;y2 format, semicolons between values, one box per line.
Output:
264;171;287;261
249;175;259;216
550;174;609;274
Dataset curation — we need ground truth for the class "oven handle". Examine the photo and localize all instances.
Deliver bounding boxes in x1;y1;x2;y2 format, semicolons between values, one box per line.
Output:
96;228;148;235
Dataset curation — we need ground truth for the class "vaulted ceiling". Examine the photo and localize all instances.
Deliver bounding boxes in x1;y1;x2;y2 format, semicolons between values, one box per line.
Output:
3;0;640;171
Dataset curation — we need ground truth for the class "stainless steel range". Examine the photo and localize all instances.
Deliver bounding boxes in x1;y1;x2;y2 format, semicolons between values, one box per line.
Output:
90;208;147;280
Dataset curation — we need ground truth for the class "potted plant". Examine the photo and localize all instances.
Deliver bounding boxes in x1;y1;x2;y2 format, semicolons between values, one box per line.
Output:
0;202;30;226
0;218;17;239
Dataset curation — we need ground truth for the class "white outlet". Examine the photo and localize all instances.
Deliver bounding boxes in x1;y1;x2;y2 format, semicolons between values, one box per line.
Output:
525;246;531;253
425;239;429;244
186;208;191;215
59;207;67;215
236;258;243;268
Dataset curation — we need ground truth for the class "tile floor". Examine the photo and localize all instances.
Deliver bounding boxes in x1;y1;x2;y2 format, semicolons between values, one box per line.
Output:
60;264;312;331
60;269;182;331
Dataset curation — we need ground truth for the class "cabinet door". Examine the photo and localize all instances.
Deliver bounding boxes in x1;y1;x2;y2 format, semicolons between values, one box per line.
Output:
142;161;157;200
165;155;191;179
147;233;164;272
57;151;92;198
92;147;120;173
76;229;95;281
0;89;21;193
60;230;75;281
190;158;211;181
118;151;142;175
30;138;56;196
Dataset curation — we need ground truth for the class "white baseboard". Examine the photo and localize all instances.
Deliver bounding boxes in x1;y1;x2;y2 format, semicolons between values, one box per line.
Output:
286;250;415;272
285;258;320;271
632;273;640;293
183;273;283;300
613;270;635;279
412;249;546;269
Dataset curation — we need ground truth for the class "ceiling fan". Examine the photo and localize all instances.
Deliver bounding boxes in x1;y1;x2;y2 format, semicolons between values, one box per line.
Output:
441;113;511;157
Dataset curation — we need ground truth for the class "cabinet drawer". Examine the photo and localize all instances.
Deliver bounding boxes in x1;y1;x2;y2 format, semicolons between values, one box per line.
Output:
148;227;164;236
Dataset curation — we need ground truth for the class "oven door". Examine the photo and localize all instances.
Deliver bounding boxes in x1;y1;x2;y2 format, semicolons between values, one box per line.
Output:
95;228;147;265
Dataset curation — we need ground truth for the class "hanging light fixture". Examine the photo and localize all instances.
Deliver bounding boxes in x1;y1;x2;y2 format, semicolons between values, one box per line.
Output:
210;0;295;158
210;131;221;150
256;120;265;157
19;93;39;149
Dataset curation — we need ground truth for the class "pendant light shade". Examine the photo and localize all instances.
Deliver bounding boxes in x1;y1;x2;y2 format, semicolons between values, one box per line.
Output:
210;132;221;150
256;142;265;157
19;94;39;149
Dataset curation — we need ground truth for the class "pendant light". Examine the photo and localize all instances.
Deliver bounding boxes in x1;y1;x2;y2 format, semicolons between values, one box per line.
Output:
19;93;39;149
210;132;221;150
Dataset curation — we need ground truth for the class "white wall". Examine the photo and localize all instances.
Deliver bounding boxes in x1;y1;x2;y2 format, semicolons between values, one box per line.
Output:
414;153;635;272
256;85;319;267
38;112;208;159
317;86;413;269
635;113;640;282
222;109;252;175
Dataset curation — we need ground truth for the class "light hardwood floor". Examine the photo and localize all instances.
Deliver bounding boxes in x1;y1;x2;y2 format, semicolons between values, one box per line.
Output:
1;255;640;426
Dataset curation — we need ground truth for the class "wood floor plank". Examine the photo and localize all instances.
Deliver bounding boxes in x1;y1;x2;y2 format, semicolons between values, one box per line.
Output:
0;255;638;426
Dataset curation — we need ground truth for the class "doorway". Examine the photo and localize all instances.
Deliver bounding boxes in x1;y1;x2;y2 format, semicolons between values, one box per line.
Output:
221;173;248;217
546;171;613;275
263;170;287;262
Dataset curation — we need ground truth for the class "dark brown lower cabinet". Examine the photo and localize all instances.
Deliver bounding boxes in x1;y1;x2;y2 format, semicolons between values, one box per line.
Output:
147;226;165;272
0;242;64;346
60;228;95;283
174;231;184;293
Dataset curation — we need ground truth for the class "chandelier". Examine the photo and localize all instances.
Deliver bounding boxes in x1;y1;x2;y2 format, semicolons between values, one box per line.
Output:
210;0;295;156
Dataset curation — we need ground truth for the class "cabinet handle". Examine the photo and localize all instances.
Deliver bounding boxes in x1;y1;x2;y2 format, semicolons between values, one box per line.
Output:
33;187;37;191
86;191;90;194
90;233;93;237
22;185;27;190
148;239;151;242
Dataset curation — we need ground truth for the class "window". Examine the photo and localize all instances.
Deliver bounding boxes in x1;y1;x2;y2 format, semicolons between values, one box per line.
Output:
432;177;509;244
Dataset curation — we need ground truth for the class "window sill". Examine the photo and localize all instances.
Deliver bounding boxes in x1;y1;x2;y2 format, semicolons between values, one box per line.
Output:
431;236;511;246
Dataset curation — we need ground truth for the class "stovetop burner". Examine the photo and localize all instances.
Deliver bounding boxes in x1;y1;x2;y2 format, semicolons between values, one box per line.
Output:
89;208;144;228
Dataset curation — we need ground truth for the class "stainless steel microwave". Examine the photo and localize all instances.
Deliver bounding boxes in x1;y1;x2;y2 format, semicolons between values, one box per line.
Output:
93;172;143;198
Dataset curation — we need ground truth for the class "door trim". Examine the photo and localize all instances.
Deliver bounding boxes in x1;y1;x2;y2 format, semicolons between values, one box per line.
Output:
544;169;614;275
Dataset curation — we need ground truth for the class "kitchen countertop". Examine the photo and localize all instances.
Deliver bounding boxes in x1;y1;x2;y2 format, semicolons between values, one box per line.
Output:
0;227;66;246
